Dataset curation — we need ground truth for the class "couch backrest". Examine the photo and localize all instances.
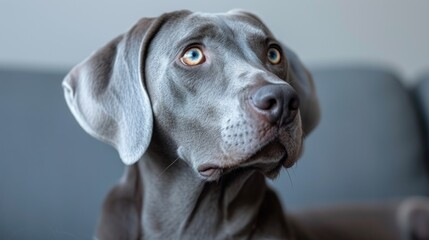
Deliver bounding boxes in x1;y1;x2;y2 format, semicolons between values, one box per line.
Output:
0;69;123;240
272;66;429;210
1;67;428;239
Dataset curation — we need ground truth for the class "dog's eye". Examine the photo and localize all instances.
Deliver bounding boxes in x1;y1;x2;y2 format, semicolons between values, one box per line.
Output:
267;47;282;65
180;47;206;66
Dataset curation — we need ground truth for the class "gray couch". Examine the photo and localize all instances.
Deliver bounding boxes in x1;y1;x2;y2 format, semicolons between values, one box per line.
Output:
1;65;428;239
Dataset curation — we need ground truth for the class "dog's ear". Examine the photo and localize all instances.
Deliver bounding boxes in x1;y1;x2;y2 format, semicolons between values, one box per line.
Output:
283;46;320;136
62;17;164;165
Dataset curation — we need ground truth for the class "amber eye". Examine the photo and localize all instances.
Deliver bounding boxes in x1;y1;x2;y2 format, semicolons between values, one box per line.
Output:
180;47;206;66
267;47;282;65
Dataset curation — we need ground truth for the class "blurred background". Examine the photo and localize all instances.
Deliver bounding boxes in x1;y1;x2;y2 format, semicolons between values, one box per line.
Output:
1;0;429;81
1;0;428;239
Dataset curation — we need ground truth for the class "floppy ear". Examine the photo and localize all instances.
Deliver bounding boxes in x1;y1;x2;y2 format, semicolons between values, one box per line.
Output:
283;45;320;136
62;17;164;165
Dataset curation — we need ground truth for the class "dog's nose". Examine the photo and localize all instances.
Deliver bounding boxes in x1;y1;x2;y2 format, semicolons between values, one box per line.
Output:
251;84;299;125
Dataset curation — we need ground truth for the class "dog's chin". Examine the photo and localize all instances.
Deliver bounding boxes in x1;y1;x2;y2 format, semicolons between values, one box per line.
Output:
198;140;297;182
238;141;288;179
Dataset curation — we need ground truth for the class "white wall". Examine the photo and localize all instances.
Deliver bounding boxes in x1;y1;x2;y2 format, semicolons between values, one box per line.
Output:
1;0;428;80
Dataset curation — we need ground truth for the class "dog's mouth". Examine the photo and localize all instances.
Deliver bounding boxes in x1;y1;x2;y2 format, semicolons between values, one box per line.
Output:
198;139;292;181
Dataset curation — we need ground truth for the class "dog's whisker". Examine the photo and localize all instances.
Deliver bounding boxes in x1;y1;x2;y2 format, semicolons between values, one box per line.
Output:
159;157;180;177
285;169;294;189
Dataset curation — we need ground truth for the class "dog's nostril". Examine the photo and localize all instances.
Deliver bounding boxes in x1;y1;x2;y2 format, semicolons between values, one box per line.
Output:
259;98;277;110
289;96;299;111
251;92;279;112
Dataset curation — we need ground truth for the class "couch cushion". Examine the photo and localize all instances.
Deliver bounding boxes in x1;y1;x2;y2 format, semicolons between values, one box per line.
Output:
271;66;429;210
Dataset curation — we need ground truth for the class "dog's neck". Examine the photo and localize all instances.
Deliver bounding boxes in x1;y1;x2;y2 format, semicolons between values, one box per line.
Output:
137;148;292;239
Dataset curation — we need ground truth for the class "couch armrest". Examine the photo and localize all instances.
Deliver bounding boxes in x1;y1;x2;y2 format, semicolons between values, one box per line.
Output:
293;197;429;240
414;73;429;159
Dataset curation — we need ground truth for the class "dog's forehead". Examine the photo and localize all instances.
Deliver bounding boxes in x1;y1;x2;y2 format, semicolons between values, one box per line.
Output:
190;12;271;37
156;11;274;45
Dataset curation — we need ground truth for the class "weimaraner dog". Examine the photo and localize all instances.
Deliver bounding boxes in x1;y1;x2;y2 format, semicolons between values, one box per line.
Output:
63;10;429;240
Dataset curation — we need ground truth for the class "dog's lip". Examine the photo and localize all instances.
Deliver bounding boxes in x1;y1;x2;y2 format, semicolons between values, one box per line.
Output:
198;140;288;180
197;163;223;178
282;156;295;168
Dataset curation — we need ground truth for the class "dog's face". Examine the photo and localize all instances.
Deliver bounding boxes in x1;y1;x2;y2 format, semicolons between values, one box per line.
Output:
63;10;319;182
146;12;305;180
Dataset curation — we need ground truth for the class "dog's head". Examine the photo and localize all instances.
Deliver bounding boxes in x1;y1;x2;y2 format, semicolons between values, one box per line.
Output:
63;10;319;181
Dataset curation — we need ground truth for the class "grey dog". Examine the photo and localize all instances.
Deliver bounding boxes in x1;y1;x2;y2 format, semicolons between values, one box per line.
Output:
63;10;428;240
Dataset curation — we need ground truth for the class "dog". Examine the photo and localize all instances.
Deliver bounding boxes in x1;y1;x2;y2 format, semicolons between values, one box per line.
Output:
63;10;428;240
